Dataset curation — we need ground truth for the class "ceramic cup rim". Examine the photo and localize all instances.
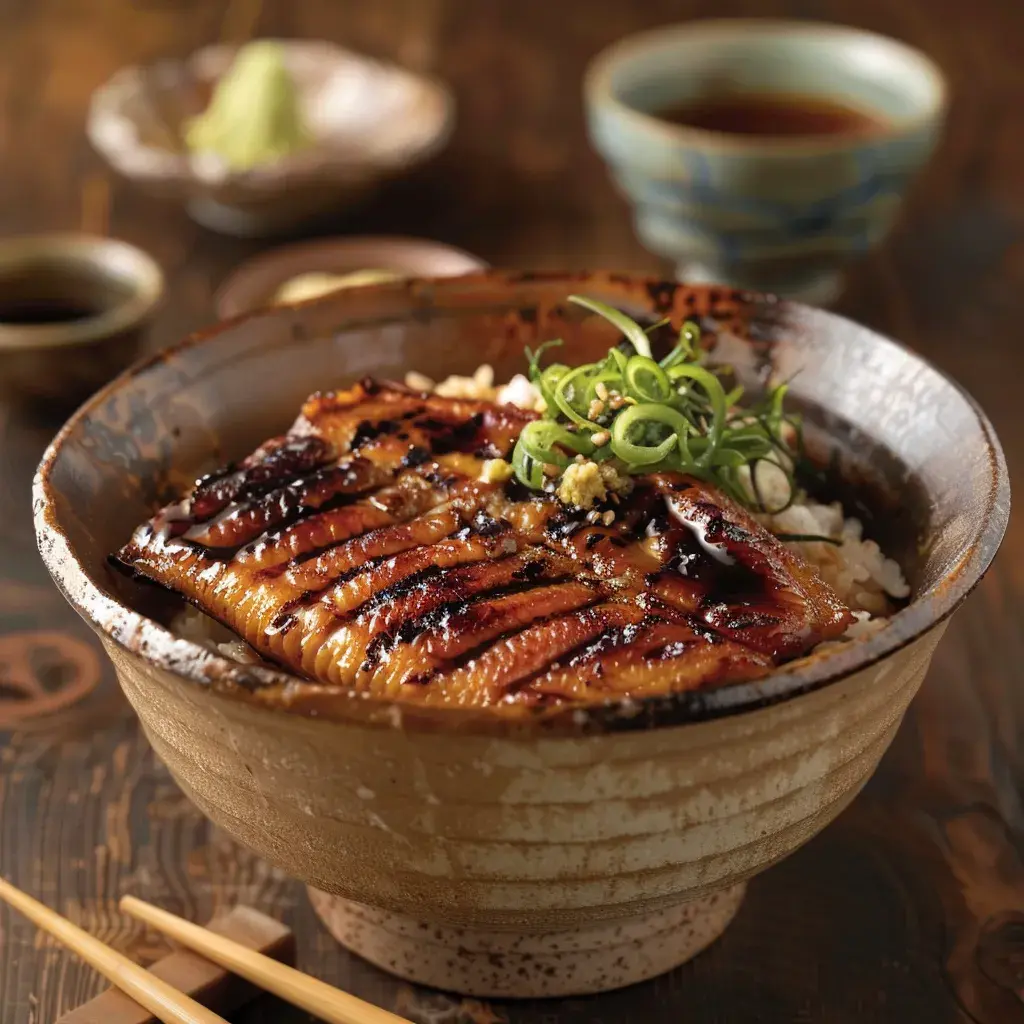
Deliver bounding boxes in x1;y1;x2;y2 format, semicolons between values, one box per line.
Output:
0;233;164;351
33;271;1009;737
584;18;949;157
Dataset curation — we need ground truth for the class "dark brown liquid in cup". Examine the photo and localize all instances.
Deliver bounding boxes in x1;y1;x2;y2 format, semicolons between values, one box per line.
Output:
656;93;884;137
0;299;101;325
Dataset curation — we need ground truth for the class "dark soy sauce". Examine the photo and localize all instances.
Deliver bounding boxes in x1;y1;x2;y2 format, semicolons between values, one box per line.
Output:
0;299;101;325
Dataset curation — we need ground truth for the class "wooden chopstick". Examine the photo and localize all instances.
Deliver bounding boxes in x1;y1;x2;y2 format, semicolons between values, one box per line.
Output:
121;895;412;1024
0;877;229;1024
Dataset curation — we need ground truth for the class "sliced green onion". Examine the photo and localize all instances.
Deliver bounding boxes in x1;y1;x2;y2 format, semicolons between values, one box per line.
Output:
534;363;569;410
666;364;726;467
660;321;701;369
569;295;653;358
553;365;602;429
529;421;594;463
511;441;544;488
526;339;563;382
510;297;801;512
705;448;752;469
624;356;672;403
610;403;692;467
749;457;795;514
724;385;745;408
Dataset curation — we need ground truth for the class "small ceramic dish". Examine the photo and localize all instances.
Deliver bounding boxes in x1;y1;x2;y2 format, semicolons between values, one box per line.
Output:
88;40;454;237
215;235;486;318
585;20;947;302
34;272;1008;998
0;234;163;409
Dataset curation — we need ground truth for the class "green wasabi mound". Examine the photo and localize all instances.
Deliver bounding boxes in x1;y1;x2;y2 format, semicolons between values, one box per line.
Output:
186;41;311;170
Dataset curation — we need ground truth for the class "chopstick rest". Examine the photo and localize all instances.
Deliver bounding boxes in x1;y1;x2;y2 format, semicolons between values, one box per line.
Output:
0;877;228;1024
120;895;412;1024
58;904;295;1024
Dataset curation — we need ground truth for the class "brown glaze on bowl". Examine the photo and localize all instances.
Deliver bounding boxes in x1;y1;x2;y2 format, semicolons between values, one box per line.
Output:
33;272;1009;997
0;234;163;409
214;235;486;318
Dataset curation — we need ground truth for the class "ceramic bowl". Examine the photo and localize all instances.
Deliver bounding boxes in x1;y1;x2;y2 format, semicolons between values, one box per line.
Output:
585;20;948;302
0;234;163;410
34;272;1008;997
88;40;454;237
214;235;486;318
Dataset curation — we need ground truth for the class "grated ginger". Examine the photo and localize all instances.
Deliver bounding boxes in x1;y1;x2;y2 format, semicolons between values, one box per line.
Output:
556;460;632;509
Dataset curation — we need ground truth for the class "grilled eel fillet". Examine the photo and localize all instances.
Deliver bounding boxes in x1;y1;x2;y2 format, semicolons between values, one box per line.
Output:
115;379;853;711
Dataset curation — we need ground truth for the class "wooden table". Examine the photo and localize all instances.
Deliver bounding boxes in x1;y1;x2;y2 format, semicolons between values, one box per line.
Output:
1;1;1021;1021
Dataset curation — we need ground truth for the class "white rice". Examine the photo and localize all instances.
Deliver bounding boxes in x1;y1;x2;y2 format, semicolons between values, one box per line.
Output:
172;366;910;663
406;366;546;412
174;603;261;664
758;500;909;619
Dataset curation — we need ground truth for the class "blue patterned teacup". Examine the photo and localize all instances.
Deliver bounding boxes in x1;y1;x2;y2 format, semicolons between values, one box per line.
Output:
584;20;947;302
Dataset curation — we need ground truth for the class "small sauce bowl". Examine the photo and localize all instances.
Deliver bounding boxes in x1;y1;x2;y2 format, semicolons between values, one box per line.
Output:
585;20;948;302
0;234;163;410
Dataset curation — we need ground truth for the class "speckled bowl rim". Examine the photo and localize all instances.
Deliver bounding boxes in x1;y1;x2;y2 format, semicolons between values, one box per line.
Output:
584;19;949;158
0;234;165;351
33;271;1009;736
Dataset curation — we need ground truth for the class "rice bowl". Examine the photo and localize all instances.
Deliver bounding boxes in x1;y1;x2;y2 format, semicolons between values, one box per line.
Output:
34;272;1008;996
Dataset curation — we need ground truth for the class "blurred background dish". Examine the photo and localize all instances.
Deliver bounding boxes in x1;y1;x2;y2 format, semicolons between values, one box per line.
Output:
0;233;163;409
214;234;486;317
87;39;455;238
272;269;405;304
585;20;947;302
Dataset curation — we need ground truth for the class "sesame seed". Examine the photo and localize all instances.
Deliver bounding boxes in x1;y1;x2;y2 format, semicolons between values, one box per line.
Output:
595;382;610;401
587;398;606;419
602;510;616;526
590;430;610;447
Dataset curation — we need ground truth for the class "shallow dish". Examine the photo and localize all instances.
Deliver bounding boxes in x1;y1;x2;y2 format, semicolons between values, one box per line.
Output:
214;235;486;318
88;40;454;237
34;272;1008;997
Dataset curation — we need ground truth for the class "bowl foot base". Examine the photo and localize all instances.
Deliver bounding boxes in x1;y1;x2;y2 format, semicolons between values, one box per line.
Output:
307;882;745;998
185;194;364;238
675;261;845;306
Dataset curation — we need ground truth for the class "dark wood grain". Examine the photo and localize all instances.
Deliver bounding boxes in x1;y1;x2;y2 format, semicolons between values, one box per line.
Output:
0;1;1021;1022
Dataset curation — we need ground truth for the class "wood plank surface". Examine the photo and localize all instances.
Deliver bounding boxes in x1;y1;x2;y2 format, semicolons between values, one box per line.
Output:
0;1;1021;1022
